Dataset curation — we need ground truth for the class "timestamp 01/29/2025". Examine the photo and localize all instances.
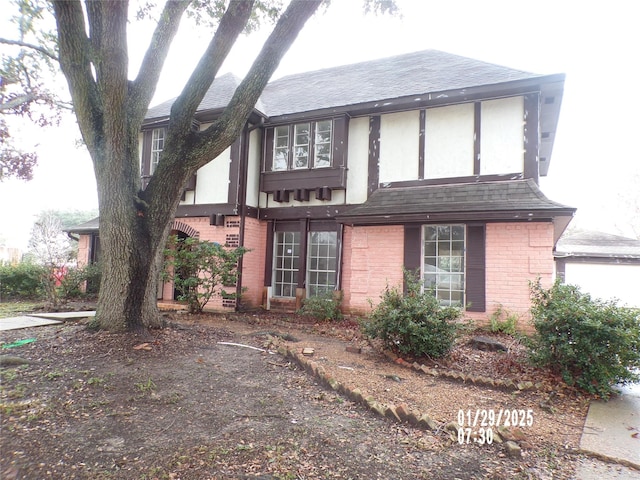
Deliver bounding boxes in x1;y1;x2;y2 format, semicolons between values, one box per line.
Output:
458;408;534;429
456;409;535;445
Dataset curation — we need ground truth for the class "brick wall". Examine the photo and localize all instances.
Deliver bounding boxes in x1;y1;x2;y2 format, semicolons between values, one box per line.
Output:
77;235;90;268
465;221;555;330
341;225;405;315
239;217;267;309
164;216;240;311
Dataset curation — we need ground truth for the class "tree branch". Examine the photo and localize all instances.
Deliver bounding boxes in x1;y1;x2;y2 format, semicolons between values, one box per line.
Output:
128;0;192;124
194;0;322;164
168;0;254;135
0;38;58;62
51;0;101;152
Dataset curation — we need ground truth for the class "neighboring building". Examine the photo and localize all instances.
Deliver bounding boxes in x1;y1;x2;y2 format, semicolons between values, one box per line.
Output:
555;230;640;308
70;50;575;323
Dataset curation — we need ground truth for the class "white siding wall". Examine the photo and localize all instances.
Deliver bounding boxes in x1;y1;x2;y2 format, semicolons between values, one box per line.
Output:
564;262;640;307
480;97;524;175
194;147;231;204
246;129;262;207
346;116;370;205
379;111;420;183
424;103;475;179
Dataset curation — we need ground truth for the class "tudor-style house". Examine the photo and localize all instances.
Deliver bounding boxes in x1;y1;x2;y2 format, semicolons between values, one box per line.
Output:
71;50;575;324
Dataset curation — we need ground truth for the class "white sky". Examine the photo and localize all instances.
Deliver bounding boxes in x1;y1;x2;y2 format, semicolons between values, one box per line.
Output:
1;0;639;250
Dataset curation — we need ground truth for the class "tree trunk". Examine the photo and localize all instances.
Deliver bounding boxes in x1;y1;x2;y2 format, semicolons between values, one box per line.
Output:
51;0;324;333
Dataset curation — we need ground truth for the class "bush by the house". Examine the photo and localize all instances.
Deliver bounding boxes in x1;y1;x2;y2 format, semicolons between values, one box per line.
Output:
489;304;519;335
163;236;248;314
529;279;640;398
298;291;343;321
363;272;462;359
0;261;47;299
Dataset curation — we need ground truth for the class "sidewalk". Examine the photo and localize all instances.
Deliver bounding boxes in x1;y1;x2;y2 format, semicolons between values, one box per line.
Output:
576;382;640;479
0;311;95;331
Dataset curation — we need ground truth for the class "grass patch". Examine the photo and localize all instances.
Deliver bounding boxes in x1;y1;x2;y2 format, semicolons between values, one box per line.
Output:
0;301;44;319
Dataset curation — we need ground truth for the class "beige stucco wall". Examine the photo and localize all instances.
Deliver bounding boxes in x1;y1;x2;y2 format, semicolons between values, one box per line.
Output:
345;116;370;205
379;111;420;183
480;97;525;175
425;103;475;179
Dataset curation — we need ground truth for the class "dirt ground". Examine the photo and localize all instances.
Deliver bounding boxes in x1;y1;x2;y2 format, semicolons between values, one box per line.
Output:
0;307;614;479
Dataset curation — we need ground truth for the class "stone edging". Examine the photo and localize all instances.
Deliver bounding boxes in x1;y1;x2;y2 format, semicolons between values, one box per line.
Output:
378;348;539;392
279;345;534;456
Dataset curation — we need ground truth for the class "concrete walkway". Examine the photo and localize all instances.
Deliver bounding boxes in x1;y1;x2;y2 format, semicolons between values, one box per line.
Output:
0;311;95;331
576;382;640;479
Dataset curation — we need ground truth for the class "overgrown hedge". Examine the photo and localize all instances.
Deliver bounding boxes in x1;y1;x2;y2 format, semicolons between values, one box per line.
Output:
529;280;640;398
0;262;46;299
0;261;101;302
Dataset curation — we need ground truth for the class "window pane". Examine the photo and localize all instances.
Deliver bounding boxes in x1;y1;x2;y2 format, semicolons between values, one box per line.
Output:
294;146;308;169
313;120;332;168
273;127;290;171
306;230;338;298
423;224;465;307
273;231;300;297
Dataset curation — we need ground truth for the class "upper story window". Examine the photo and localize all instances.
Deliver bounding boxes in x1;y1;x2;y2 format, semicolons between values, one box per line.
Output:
150;128;165;175
272;120;333;171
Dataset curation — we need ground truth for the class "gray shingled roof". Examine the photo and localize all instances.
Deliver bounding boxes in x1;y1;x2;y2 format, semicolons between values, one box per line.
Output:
65;217;99;234
145;73;267;121
336;179;574;224
555;231;640;259
145;49;547;121
262;49;543;117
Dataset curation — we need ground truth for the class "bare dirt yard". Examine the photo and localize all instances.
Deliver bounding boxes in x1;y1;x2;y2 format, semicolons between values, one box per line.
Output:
0;305;618;479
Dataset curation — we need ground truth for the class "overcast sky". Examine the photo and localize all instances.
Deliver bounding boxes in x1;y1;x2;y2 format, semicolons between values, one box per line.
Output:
1;0;639;249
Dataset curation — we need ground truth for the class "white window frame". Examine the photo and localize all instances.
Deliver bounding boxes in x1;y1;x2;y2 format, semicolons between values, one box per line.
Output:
422;224;466;306
306;231;338;297
271;121;333;171
150;128;165;175
273;231;300;297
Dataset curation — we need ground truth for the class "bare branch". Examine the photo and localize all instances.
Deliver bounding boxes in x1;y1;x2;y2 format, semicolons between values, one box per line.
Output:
51;0;100;151
0;37;58;61
195;0;323;162
128;0;192;124
168;0;254;134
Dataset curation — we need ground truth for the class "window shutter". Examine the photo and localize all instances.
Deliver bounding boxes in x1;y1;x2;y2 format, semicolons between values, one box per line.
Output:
466;224;486;312
404;224;422;276
264;127;275;172
332;116;348;168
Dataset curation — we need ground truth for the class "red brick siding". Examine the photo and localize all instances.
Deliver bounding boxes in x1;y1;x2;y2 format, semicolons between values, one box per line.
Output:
77;235;90;268
341;225;405;315
239;217;267;308
465;222;555;330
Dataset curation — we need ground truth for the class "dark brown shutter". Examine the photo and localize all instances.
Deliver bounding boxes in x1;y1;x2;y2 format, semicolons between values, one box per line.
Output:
264;127;274;172
404;224;422;285
332;116;348;168
466;224;486;312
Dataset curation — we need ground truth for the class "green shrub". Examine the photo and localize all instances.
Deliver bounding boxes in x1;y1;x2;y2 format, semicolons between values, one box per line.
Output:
363;272;461;359
0;262;47;299
163;236;248;314
529;279;640;398
298;291;343;321
58;263;101;299
489;304;519;335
